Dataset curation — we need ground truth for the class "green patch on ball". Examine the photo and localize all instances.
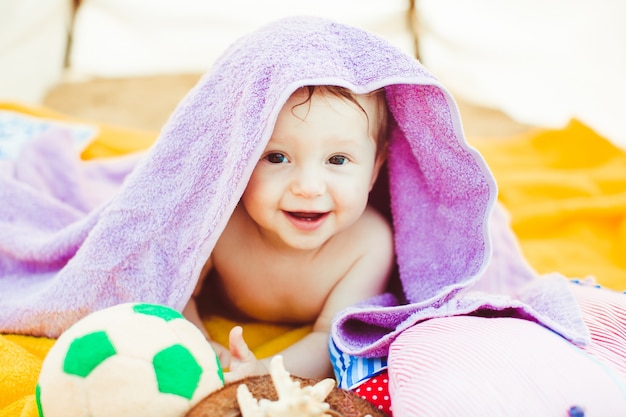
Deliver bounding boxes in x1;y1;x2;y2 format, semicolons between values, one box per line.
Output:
35;384;43;417
153;344;202;399
133;303;184;322
63;331;117;377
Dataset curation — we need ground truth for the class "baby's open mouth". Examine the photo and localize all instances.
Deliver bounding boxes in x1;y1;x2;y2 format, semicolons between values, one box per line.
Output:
287;212;327;221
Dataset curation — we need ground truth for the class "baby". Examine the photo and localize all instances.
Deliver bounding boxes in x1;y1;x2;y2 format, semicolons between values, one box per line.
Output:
183;85;395;382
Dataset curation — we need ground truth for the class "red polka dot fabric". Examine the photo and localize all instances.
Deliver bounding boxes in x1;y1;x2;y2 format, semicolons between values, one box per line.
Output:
353;370;392;415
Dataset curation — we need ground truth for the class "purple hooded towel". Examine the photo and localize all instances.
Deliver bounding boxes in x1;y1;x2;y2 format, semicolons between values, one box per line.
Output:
0;17;588;352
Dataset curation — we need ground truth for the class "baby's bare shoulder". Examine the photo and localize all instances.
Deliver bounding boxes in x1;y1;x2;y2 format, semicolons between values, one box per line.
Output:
351;206;393;246
323;205;393;271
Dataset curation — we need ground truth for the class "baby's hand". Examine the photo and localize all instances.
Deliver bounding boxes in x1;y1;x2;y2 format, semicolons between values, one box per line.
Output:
224;326;268;383
210;340;232;370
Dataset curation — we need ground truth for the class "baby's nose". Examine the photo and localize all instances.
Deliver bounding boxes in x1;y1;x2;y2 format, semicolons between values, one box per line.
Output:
291;165;325;197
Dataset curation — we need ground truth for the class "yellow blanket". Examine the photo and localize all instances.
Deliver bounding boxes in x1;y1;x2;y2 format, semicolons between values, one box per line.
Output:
471;120;626;291
1;103;625;417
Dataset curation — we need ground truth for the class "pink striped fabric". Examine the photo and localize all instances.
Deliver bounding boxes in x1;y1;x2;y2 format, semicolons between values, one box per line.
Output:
572;284;626;378
388;286;626;416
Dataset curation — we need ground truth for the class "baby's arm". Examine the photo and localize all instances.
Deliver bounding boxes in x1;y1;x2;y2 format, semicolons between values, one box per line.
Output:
226;208;394;381
183;257;232;366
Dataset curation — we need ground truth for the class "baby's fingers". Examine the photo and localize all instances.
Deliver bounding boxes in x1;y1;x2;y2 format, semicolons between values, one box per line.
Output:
224;326;262;383
229;326;255;363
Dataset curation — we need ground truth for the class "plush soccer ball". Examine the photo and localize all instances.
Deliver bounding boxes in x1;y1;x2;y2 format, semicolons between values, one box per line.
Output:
36;302;224;417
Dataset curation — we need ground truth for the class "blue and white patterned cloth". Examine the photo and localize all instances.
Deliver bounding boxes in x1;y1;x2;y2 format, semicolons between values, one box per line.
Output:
0;110;96;160
329;338;388;390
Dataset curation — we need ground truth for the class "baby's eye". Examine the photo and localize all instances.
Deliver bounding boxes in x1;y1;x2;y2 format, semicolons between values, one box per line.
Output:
264;153;288;163
328;155;348;165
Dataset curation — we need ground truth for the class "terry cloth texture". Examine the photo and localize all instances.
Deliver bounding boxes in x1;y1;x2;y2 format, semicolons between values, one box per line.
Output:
0;17;587;352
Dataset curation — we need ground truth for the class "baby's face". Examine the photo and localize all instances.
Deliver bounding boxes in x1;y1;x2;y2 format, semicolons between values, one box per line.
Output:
241;89;382;251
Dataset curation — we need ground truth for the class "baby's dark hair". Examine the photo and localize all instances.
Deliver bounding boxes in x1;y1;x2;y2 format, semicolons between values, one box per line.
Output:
294;85;390;160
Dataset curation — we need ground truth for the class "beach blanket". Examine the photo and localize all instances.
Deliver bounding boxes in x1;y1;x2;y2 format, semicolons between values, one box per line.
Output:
2;15;624;415
472;120;626;291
